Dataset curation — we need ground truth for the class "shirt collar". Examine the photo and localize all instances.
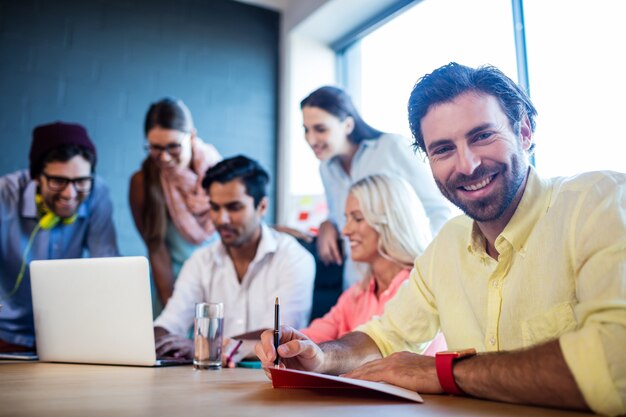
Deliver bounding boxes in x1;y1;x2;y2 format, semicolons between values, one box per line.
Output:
358;138;377;148
467;167;552;257
253;223;279;262
20;179;89;220
327;138;377;171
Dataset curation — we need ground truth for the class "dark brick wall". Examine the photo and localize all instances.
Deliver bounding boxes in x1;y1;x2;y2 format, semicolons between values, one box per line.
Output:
0;0;279;256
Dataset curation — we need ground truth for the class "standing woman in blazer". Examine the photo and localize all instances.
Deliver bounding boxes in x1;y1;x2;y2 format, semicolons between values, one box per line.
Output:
300;86;452;287
130;98;221;311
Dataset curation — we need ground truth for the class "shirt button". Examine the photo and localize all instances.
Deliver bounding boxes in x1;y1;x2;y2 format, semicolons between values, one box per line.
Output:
489;337;496;346
492;281;499;289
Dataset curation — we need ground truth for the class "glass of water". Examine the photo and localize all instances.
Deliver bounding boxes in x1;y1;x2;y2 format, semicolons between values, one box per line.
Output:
193;302;224;369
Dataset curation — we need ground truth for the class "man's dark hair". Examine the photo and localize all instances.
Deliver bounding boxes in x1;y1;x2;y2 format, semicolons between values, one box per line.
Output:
408;62;537;154
202;155;269;207
40;144;96;176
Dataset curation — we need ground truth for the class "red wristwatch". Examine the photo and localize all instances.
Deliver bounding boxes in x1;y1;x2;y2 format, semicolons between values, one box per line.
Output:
435;348;477;395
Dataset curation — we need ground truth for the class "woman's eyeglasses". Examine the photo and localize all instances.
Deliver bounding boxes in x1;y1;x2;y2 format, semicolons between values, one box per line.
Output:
145;143;182;157
41;173;94;193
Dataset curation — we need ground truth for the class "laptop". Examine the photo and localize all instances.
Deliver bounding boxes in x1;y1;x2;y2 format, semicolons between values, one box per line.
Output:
30;256;190;366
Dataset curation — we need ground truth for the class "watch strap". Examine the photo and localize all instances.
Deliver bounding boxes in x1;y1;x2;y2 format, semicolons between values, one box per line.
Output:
435;349;476;396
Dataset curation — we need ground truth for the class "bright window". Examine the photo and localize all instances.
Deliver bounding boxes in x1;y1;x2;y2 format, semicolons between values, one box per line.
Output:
524;0;626;176
354;0;625;176
358;0;518;144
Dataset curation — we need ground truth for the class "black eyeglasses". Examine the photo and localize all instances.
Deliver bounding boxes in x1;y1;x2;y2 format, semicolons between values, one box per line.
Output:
41;172;94;193
145;143;182;157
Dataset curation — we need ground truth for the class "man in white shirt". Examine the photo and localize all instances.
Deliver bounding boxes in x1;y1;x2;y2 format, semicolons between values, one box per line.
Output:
154;155;315;359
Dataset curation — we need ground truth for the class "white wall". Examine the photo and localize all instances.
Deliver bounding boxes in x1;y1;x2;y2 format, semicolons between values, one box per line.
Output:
276;0;413;227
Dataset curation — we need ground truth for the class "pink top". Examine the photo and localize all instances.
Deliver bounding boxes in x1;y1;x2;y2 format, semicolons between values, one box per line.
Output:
301;269;446;356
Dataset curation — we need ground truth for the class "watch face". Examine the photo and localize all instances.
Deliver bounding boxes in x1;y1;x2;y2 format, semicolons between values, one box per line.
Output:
457;348;477;357
436;348;477;358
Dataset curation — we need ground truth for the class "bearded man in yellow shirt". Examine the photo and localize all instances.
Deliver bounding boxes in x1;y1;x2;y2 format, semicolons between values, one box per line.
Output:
256;62;626;416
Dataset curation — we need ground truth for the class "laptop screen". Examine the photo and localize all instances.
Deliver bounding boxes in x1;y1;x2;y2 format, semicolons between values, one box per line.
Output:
30;256;159;366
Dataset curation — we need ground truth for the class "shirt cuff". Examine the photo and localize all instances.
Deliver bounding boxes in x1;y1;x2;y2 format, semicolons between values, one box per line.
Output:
355;321;393;357
560;326;625;416
153;315;181;337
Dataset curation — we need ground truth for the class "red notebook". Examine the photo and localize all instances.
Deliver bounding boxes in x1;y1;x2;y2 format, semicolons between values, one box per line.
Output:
269;367;423;403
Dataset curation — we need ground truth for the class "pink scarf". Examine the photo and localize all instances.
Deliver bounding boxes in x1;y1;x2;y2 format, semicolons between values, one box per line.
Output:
160;138;222;244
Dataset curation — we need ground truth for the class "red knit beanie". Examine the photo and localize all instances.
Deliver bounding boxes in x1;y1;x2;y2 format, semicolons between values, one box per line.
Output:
29;121;97;179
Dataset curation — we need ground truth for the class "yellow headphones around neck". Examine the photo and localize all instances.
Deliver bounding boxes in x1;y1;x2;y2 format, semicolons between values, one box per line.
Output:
35;194;77;229
2;195;79;301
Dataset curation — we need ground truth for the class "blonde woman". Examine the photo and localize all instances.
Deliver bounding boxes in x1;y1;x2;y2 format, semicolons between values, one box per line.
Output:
300;174;446;354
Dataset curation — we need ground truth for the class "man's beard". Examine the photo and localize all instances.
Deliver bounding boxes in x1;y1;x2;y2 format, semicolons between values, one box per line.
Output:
44;194;85;219
436;154;527;222
217;225;241;246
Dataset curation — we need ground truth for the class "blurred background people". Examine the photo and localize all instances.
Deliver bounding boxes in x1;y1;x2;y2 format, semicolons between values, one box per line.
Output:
129;98;222;313
0;121;118;352
299;86;452;288
153;155;315;359
300;174;445;354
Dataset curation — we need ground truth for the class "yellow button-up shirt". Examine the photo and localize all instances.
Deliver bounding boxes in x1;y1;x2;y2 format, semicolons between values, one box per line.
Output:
358;168;626;416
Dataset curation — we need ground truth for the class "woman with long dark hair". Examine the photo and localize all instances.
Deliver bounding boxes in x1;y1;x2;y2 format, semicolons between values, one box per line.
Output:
129;98;221;311
300;86;452;287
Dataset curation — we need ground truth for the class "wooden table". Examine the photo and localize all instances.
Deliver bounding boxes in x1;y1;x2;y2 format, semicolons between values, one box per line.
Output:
0;362;592;417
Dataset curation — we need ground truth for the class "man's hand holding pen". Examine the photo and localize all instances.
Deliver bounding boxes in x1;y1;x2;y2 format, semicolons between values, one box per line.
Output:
255;325;326;379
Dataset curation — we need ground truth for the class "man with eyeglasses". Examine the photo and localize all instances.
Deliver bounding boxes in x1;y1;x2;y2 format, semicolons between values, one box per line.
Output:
0;121;119;353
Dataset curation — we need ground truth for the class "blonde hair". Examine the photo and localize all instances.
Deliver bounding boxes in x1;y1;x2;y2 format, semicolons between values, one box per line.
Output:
349;174;432;271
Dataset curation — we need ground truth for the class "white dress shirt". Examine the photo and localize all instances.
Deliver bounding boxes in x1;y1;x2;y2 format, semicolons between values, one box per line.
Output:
154;224;315;338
